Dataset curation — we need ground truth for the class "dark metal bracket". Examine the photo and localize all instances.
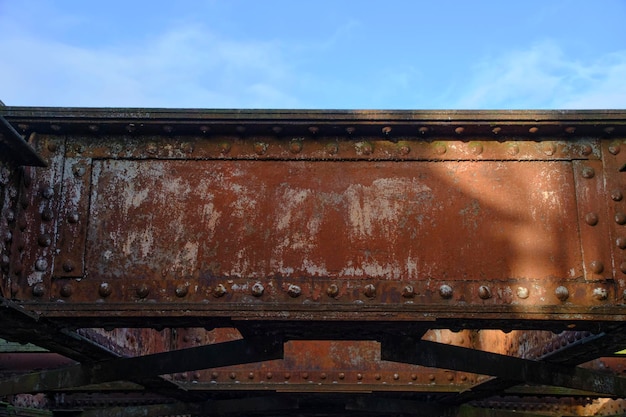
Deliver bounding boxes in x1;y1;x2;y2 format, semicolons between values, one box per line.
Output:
0;116;46;167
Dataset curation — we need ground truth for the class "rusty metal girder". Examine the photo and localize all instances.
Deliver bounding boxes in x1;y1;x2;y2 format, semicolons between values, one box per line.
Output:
2;108;626;417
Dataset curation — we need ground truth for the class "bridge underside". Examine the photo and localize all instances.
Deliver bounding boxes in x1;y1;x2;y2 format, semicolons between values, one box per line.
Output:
1;108;626;416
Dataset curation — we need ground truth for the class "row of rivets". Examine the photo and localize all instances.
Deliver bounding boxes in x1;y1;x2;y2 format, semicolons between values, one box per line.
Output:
198;371;462;383
38;281;612;303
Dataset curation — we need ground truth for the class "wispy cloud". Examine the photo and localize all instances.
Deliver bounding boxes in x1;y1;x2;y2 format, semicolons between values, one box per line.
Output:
455;41;626;109
0;16;301;108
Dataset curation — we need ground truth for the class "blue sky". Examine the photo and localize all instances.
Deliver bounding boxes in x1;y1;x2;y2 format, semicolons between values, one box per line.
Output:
1;0;625;109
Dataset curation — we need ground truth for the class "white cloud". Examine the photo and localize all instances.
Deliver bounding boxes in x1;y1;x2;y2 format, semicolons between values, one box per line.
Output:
0;17;300;108
456;41;626;109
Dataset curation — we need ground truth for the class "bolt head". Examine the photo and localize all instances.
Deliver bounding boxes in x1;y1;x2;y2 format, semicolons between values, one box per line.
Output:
593;287;608;301
99;282;112;298
32;283;45;297
251;282;264;297
287;284;301;298
60;284;73;297
175;284;189;298
136;284;150;299
213;284;227;298
439;284;453;299
327;284;339;298
401;285;415;298
363;284;376;298
478;285;491;299
555;286;569;301
516;287;529;299
584;213;599;226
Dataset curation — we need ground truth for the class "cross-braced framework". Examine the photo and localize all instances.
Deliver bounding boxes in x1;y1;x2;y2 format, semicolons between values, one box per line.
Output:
2;108;626;416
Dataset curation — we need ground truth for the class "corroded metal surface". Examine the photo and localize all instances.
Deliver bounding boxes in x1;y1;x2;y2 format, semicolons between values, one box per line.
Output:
2;108;626;416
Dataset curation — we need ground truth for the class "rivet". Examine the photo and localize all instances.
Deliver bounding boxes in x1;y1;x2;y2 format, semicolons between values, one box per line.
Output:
433;142;447;155
356;373;363;380
199;125;210;134
287;284;301;298
266;372;273;380
460;375;467;381
621;262;626;274
593;287;608;301
374;374;381;380
382;126;392;136
492;127;501;135
469;142;483;155
604;127;616;135
393;373;400;380
35;259;48;271
589;260;604;274
529;127;539;134
0;255;9;267
74;144;85;154
338;372;345;380
411;374;417;381
565;126;576;134
67;212;80;224
616;212;626;225
73;164;86;177
543;143;557;156
163;125;174;134
308;126;319;135
175;284;189;298
398;144;410;155
584;213;599;226
581;144;593;156
136;284;149;299
555;286;569;301
211;372;218;380
60;284;73;297
345;127;356;135
248;372;255;379
428;374;435;382
302;372;309;379
180;142;193;153
251;282;264;297
516;287;529;299
3;231;11;243
32;284;45;297
439;284;453;299
146;143;158;154
229;372;237;380
418;127;429;135
478;285;491;299
99;282;112;298
284;372;291;380
320;372;327;380
507;144;520;156
617;237;626;249
213;284;227;298
289;140;303;154
41;186;54;199
363;284;376;298
50;124;61;132
88;124;99;133
126;124;136;133
327;284;339;298
253;142;268;155
447;373;454;382
17;124;29;132
272;126;282;135
47;142;58;152
612;190;623;201
454;127;465;135
38;234;52;247
41;209;54;222
326;143;339;155
356;141;373;155
182;335;190;343
401;285;415;298
62;261;75;273
218;142;231;154
581;167;595;179
5;210;15;223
